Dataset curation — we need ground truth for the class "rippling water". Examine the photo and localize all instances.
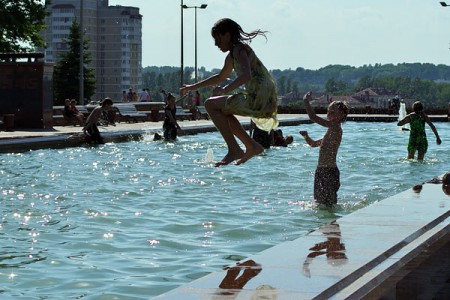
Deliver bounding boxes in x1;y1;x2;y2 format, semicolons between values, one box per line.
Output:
1;122;449;299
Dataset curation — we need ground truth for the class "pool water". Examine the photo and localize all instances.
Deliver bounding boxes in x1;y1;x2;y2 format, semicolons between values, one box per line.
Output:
1;122;449;299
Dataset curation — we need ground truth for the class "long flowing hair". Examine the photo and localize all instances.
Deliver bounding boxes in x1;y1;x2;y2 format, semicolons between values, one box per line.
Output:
211;18;267;45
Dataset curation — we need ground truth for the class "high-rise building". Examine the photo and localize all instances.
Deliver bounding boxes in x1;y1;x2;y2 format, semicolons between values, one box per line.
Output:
40;0;142;102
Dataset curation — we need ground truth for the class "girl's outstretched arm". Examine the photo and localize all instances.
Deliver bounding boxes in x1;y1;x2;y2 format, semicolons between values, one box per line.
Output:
180;55;234;96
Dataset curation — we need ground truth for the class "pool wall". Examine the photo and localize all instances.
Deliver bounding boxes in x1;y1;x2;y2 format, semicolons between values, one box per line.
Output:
154;180;450;299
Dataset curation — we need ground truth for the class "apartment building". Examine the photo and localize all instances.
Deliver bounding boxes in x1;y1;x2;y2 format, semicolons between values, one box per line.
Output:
41;0;142;102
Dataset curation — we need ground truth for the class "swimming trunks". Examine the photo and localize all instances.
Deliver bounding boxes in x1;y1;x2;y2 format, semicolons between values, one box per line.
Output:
314;167;340;206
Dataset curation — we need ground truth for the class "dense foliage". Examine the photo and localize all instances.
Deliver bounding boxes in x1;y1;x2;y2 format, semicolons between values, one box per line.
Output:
0;0;48;53
53;21;96;105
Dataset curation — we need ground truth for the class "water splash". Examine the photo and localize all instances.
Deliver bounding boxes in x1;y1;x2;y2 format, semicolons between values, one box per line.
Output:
204;148;214;163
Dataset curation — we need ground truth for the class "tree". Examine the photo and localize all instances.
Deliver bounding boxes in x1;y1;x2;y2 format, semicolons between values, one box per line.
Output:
53;20;96;104
277;76;287;95
0;0;48;53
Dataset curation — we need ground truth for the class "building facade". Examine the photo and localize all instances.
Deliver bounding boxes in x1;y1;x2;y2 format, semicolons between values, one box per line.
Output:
41;0;142;102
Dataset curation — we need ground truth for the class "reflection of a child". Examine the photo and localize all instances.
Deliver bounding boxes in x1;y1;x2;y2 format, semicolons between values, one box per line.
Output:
303;221;348;277
218;259;262;295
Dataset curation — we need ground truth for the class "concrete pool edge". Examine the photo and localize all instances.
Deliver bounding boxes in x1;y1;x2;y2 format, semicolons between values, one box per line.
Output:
154;180;450;299
0;116;308;153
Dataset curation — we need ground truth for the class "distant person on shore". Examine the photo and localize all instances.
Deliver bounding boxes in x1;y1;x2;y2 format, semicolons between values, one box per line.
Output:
179;18;278;166
83;98;113;144
397;101;441;160
64;98;84;126
154;93;182;141
299;91;348;207
139;88;150;102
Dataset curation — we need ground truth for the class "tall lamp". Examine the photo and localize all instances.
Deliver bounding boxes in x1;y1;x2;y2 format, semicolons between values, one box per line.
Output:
182;4;208;82
180;1;184;87
80;0;84;104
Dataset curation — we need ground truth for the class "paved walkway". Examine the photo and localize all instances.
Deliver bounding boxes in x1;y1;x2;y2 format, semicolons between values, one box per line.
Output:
0;114;304;140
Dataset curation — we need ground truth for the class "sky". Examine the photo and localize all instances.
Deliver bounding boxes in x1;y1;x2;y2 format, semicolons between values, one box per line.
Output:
109;0;450;71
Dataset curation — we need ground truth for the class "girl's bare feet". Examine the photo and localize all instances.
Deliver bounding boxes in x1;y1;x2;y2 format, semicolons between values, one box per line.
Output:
215;150;245;167
236;142;264;165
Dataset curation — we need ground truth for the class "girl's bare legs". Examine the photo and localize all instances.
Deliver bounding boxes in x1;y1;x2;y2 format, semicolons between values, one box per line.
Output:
205;96;244;166
205;96;264;165
407;150;415;160
227;115;264;165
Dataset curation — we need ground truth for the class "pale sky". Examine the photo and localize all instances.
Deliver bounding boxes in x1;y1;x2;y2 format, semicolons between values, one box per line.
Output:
109;0;450;71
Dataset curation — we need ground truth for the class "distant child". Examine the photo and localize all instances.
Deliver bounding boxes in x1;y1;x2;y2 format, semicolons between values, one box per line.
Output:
83;97;113;144
180;18;278;166
154;93;182;141
299;91;348;207
397;101;441;160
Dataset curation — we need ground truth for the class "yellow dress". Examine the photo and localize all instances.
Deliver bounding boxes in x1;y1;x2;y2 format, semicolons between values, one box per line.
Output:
224;44;279;131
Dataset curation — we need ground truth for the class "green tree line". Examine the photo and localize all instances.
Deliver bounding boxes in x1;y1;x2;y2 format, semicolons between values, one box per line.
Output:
144;63;450;107
2;2;450;107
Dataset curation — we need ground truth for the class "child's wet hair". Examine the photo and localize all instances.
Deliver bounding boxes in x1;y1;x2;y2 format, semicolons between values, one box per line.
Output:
330;101;349;121
412;101;423;113
167;93;176;101
102;97;113;106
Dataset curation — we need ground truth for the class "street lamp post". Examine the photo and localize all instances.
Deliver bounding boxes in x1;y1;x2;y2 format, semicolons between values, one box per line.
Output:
80;0;84;105
441;2;450;49
180;0;184;87
182;4;207;82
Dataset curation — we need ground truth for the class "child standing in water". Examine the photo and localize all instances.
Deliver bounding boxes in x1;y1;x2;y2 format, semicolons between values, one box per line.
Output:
299;91;348;207
397;101;441;160
180;18;278;166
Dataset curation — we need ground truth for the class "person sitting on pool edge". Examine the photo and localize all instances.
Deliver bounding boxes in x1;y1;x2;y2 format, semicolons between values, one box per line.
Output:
83;97;114;144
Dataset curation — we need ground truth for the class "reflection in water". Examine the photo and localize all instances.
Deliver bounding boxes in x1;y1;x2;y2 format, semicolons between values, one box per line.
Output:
303;221;348;277
0;251;46;268
412;172;450;196
218;259;262;295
